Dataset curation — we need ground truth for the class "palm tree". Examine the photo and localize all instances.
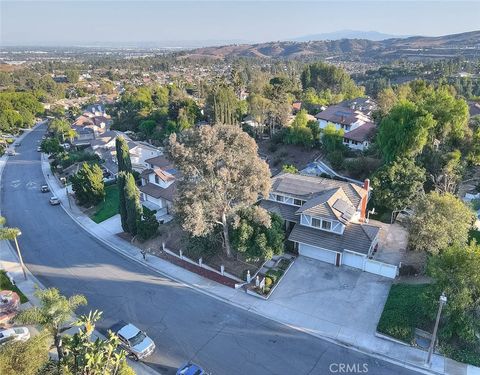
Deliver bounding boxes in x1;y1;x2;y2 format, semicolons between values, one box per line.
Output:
62;310;130;375
15;288;87;361
0;216;26;279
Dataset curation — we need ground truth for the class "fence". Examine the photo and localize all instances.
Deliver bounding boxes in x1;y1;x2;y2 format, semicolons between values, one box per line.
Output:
363;259;398;279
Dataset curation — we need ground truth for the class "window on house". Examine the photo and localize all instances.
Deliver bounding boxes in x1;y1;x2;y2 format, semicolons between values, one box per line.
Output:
275;195;284;202
293;199;305;206
155;175;160;184
311;218;321;228
321;220;332;230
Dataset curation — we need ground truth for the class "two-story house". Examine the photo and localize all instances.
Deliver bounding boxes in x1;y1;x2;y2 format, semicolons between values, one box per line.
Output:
315;97;377;151
260;173;380;269
86;131;163;175
138;155;177;223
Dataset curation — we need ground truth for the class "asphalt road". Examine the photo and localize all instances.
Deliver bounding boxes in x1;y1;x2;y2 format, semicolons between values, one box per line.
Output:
0;125;419;375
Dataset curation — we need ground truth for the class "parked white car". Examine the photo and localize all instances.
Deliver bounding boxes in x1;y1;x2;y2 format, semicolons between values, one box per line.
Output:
49;196;60;205
0;327;30;345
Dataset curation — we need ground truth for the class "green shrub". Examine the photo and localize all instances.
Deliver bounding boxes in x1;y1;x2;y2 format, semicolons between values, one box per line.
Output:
278;258;291;271
282;164;298;174
184;230;222;260
266;271;277;284
266;269;284;284
136;208;159;241
265;276;273;288
327;150;344;170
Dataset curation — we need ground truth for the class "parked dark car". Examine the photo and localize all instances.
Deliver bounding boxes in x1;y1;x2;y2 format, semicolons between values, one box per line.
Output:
176;363;206;375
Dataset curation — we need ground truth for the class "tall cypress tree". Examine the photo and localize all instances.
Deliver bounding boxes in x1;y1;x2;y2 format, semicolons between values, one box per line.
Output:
115;136;132;173
116;136;133;232
117;172;128;232
124;172;142;235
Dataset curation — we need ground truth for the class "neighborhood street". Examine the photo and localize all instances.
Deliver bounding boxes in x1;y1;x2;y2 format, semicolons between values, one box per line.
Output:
0;125;419;375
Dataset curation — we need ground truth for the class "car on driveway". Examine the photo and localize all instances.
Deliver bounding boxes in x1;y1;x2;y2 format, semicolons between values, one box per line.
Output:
115;323;155;361
49;196;60;205
6;149;15;156
37;146;42;152
0;327;30;345
41;185;50;193
176;362;206;375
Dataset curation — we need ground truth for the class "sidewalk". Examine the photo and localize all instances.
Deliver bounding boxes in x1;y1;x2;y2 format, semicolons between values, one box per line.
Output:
39;154;480;375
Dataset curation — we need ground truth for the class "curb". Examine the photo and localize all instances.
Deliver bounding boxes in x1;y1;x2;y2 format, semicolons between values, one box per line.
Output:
39;158;447;375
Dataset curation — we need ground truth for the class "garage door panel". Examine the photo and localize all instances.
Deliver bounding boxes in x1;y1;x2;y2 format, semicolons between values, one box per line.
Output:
299;243;336;264
342;251;365;269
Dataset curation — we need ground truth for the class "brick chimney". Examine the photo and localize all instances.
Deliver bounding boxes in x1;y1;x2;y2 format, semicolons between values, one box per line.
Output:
360;178;370;222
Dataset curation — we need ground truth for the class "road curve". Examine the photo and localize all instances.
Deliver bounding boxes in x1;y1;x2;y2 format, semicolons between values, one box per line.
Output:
1;125;418;375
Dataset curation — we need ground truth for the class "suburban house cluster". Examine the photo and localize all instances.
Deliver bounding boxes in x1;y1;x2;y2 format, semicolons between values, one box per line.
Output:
64;104;177;222
260;173;385;273
315;97;377;151
63;102;394;277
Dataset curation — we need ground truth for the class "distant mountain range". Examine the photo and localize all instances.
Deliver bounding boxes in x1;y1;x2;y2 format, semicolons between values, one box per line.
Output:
183;30;480;62
292;30;410;42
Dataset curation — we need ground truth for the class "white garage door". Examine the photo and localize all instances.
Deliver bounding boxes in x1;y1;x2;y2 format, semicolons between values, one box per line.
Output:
299;243;336;264
342;251;365;270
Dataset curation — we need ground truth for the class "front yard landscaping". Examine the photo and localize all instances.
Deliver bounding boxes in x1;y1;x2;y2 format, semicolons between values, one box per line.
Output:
91;184;119;223
378;283;480;366
377;283;431;343
246;255;295;299
0;270;28;303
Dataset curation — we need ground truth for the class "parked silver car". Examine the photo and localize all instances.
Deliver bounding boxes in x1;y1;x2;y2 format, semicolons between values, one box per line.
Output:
116;323;155;361
49;196;60;205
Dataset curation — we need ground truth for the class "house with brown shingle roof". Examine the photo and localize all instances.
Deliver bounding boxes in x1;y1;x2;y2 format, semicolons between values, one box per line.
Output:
138;155;178;223
260;173;381;270
342;122;376;150
315;97;377;151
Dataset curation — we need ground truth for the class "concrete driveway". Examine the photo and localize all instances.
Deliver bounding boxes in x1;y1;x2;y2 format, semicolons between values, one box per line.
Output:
256;256;392;345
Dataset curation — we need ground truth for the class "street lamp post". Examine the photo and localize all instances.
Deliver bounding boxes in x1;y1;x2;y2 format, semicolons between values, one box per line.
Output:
425;292;447;367
13;231;27;280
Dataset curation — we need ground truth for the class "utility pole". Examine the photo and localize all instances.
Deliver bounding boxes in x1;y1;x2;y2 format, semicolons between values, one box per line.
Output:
13;232;27;280
425;292;447;367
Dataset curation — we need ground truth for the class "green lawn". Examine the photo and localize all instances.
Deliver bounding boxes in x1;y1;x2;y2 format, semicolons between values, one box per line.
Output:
377;283;431;343
0;270;29;303
91;184;119;223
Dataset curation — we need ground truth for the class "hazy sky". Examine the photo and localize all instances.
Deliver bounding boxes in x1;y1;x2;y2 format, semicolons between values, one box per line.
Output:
1;1;479;46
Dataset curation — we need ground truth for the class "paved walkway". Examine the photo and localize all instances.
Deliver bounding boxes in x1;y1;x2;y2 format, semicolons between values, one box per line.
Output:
36;153;480;375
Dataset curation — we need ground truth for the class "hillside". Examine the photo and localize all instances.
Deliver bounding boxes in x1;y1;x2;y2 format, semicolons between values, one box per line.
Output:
183;30;480;61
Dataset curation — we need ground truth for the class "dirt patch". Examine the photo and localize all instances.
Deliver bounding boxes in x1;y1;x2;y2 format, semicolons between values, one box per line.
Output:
207;253;262;280
127;221;260;281
257;139;321;175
